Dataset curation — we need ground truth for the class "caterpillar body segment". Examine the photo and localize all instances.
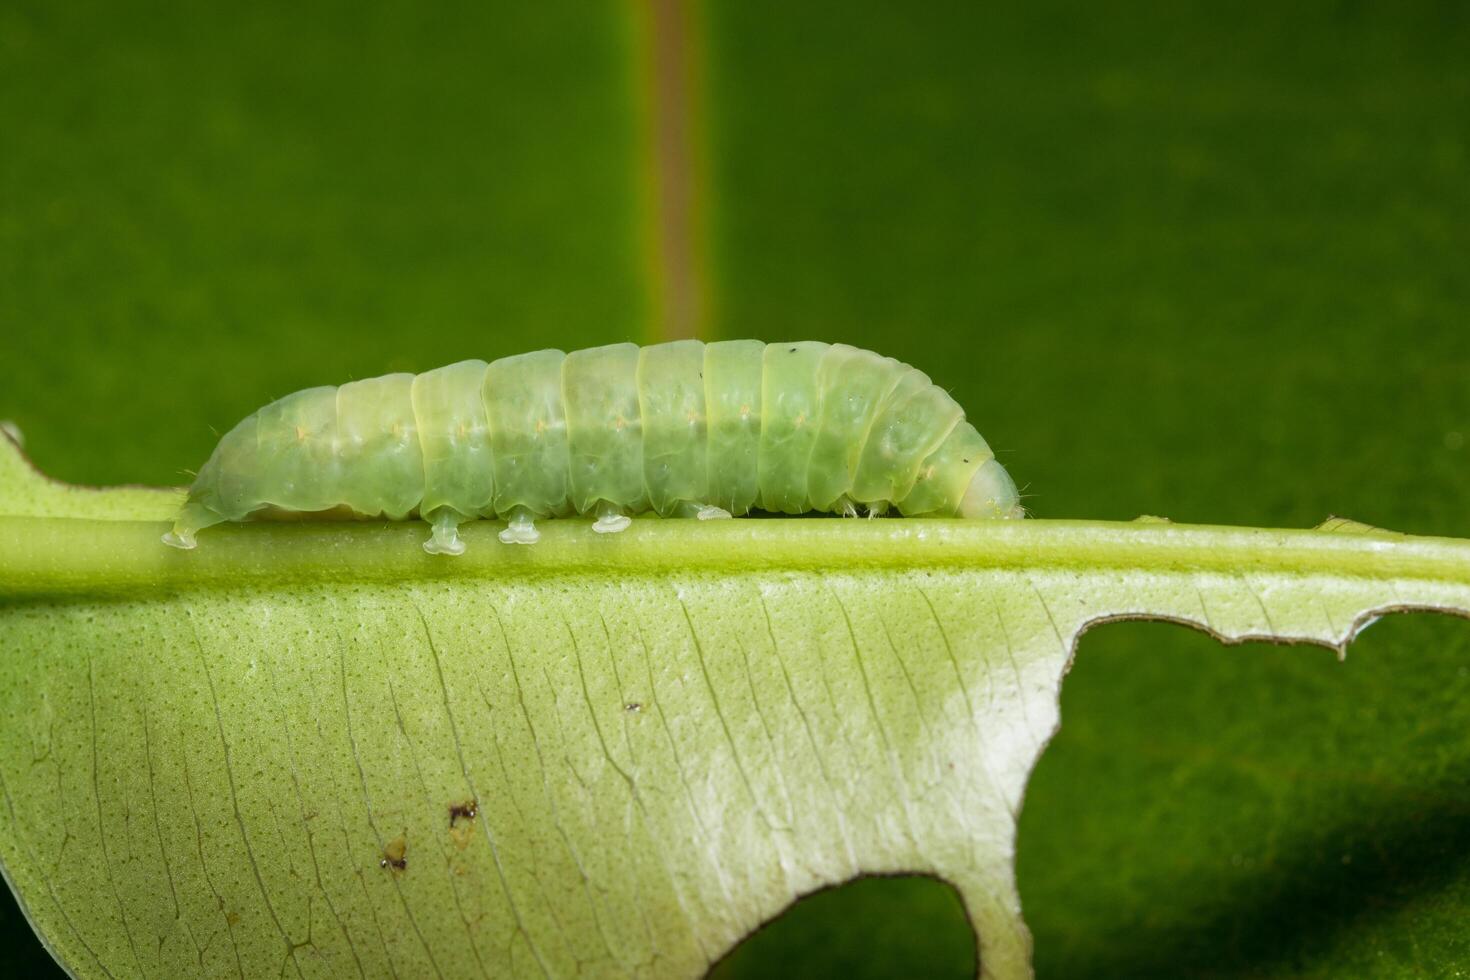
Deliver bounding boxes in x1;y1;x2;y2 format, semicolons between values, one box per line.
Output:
702;339;764;516
164;341;1022;554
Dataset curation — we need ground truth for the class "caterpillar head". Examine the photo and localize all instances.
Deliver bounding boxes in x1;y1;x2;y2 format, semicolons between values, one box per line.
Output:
959;457;1024;520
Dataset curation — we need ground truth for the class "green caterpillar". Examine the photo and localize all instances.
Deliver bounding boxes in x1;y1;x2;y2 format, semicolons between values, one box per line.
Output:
163;340;1022;554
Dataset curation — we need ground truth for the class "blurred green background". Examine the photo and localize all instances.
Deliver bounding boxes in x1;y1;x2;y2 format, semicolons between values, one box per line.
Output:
2;0;1468;976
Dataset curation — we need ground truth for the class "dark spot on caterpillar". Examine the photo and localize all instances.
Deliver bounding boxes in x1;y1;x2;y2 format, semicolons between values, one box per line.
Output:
789;347;797;352
625;702;643;713
449;800;478;826
380;834;407;871
963;458;969;463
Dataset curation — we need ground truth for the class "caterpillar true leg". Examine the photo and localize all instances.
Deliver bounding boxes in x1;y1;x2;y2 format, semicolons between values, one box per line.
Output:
499;507;541;545
592;500;632;534
162;500;224;550
423;510;467;556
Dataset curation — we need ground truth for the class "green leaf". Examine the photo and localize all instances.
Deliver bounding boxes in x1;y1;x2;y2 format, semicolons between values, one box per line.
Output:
3;435;1468;979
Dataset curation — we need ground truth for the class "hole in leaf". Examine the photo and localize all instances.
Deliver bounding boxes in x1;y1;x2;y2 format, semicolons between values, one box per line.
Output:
1021;616;1470;978
708;874;975;979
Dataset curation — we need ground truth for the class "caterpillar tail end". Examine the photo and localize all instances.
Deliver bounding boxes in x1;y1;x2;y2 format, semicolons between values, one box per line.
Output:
161;528;197;550
162;501;224;550
959;457;1024;520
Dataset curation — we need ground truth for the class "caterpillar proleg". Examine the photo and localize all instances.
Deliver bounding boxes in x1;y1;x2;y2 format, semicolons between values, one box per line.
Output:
163;341;1022;554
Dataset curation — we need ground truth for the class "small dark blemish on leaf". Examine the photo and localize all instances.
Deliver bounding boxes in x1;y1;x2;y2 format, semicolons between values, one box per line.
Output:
625;702;643;713
380;834;407;872
449;800;478;827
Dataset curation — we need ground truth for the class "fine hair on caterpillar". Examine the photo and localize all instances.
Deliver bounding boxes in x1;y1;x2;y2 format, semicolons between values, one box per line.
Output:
163;340;1023;555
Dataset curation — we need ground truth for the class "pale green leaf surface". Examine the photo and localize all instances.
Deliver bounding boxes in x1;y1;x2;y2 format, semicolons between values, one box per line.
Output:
2;436;1468;979
0;434;182;523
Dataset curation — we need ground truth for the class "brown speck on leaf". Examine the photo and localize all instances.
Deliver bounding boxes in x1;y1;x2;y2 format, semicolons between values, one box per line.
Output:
449;800;478;826
380;834;407;871
625;702;643;713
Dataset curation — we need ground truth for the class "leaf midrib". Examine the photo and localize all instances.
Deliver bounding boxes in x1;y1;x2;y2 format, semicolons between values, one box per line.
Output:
4;516;1468;598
